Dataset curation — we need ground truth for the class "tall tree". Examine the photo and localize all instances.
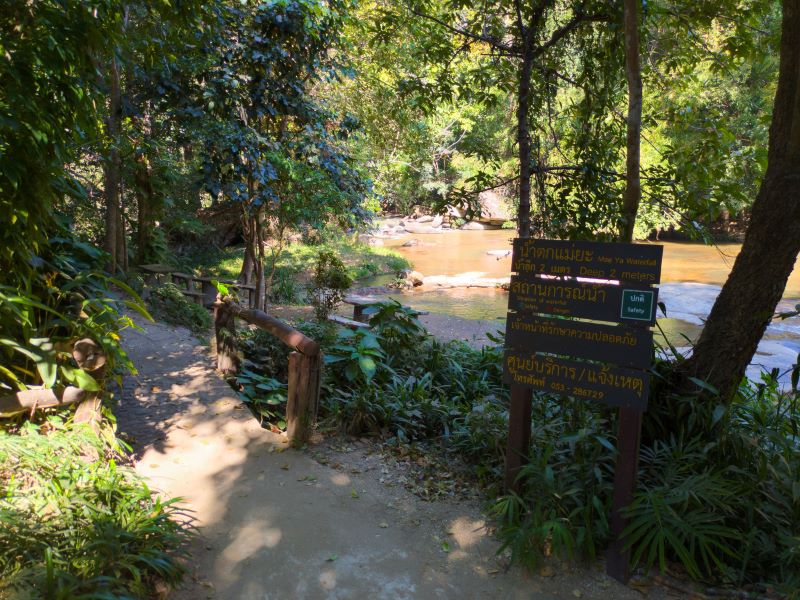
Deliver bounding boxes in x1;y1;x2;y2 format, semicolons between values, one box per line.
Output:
619;0;642;242
197;0;368;309
681;0;800;400
388;0;613;238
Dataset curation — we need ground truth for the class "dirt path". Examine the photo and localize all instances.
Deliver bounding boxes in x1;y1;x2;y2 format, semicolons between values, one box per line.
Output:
115;317;666;600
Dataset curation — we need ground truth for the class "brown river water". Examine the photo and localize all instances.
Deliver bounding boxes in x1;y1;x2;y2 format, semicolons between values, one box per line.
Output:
361;229;800;383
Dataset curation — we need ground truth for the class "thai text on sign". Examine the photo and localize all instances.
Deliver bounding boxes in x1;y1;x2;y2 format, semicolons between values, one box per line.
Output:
503;239;662;411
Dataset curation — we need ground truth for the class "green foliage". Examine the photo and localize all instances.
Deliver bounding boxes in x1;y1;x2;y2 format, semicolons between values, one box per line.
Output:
492;369;800;593
491;399;615;568
0;230;142;396
319;311;510;470
147;283;212;335
236;369;288;426
307;251;353;320
362;299;428;350
0;0;123;269
0;418;192;598
176;236;410;288
325;329;385;384
196;0;371;238
318;307;799;591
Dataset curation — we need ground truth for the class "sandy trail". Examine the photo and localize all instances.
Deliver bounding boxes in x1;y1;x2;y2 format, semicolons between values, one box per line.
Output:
115;317;666;600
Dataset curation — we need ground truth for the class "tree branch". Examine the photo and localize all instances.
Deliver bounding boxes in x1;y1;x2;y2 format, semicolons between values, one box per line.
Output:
407;6;520;54
531;12;610;60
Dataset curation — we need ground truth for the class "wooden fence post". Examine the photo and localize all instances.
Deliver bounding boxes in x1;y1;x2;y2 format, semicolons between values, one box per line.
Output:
72;338;106;429
286;351;322;444
606;406;644;582
504;385;533;494
214;301;239;375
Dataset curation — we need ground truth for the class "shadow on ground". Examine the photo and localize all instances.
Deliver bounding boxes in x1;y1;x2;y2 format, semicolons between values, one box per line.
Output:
115;316;674;600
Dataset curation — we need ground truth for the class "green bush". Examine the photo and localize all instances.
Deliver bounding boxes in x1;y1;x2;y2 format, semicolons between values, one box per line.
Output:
236;369;288;426
491;371;800;595
306;251;352;320
0;418;192;598
147;283;212;334
0;233;142;396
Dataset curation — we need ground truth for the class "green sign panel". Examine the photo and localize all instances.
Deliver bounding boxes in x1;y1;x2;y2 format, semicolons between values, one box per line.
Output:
620;289;655;322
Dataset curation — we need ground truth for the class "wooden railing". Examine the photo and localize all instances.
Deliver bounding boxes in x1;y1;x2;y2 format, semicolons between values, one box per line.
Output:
213;297;322;443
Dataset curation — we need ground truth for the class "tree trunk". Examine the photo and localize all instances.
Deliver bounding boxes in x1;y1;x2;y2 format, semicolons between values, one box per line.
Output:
117;196;128;272
253;205;267;311
680;0;800;401
135;154;155;264
103;55;122;271
239;204;256;285
517;50;534;239
620;0;643;243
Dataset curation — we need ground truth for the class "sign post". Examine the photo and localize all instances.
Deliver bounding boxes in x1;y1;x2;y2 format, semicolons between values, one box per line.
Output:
502;239;663;583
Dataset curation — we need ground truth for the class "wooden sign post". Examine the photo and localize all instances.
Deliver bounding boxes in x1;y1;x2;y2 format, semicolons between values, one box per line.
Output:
502;239;663;583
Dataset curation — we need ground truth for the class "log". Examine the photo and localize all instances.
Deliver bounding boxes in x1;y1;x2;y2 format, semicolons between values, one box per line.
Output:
72;338;106;373
214;302;240;375
71;338;106;427
0;386;88;417
286;351;322;443
224;300;320;356
327;314;372;330
74;396;103;428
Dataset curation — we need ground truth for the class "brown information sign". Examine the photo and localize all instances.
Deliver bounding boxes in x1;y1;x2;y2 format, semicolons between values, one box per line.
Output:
503;351;650;410
512;239;663;285
505;313;653;369
508;276;658;325
503;238;664;583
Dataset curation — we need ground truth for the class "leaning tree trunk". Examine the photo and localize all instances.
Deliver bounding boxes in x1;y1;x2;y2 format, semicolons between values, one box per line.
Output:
681;0;800;401
103;55;122;272
619;0;642;243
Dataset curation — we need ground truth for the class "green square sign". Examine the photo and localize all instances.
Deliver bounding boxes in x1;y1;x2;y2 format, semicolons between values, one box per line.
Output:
620;289;654;321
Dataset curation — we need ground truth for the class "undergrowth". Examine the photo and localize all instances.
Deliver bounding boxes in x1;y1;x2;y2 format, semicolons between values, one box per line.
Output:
234;300;800;596
147;283;212;334
174;233;410;293
0;417;192;598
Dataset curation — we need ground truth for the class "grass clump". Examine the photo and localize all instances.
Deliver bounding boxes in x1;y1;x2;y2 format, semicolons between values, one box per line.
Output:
0;418;192;598
147;283;212;334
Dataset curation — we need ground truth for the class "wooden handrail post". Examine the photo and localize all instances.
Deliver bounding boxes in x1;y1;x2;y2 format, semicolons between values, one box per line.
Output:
217;298;322;442
286;351;322;444
214;299;240;375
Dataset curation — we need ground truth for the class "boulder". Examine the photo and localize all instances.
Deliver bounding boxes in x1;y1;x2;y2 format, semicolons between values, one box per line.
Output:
475;190;513;226
431;215;444;227
460;221;488;230
416;215;434;223
402;238;421;247
357;234;384;246
404;270;424;287
404;222;444;234
446;205;467;219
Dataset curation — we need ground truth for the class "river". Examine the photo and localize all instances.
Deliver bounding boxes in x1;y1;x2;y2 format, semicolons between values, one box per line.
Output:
365;229;800;386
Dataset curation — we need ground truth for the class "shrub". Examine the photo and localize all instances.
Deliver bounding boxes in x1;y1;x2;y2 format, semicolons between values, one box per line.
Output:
0;418;192;598
236;369;288;426
147;282;212;334
306;251;352;320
